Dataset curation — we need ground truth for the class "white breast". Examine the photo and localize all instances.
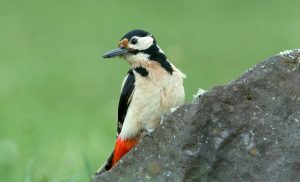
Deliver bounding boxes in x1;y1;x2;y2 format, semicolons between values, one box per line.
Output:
119;62;185;139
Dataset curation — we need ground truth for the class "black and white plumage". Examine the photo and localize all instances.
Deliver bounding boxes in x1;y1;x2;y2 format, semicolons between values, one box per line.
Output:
117;69;135;134
97;29;185;174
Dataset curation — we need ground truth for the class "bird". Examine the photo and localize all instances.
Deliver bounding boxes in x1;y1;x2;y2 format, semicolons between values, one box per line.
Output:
96;29;185;174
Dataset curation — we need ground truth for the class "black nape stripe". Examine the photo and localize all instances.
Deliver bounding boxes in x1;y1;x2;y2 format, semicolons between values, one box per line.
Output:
150;52;173;74
134;67;149;77
142;45;174;74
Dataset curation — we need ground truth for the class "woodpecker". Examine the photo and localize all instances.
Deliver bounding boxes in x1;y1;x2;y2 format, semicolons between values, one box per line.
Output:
96;29;185;174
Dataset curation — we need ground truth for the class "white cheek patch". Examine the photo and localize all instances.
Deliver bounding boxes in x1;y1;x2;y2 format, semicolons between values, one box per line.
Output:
129;36;153;50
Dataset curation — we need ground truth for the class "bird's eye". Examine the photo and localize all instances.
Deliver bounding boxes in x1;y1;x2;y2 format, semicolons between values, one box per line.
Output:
130;38;138;44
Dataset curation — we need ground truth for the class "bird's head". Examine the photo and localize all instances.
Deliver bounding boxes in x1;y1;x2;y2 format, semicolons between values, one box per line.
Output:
103;29;163;64
103;29;174;74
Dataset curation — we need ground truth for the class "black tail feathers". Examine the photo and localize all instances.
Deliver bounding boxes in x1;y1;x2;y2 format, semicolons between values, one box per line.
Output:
95;151;114;175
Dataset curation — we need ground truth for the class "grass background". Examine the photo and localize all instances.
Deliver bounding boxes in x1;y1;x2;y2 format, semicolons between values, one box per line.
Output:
0;0;299;181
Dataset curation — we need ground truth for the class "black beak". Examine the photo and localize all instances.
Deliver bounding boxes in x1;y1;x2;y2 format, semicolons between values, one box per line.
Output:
103;47;128;58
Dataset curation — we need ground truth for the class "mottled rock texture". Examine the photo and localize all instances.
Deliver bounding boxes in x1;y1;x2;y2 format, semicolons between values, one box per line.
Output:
93;49;300;182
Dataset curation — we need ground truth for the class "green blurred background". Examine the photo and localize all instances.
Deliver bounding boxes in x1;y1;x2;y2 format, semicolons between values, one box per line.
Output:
0;0;299;181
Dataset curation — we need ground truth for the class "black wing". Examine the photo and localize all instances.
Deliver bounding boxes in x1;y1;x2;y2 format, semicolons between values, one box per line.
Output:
96;69;135;175
117;69;135;135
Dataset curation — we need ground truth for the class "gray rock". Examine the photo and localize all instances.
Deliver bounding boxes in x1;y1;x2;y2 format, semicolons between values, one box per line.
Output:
92;49;300;182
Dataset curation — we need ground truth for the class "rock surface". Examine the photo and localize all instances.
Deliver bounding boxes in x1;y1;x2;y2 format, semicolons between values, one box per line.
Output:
93;49;300;182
